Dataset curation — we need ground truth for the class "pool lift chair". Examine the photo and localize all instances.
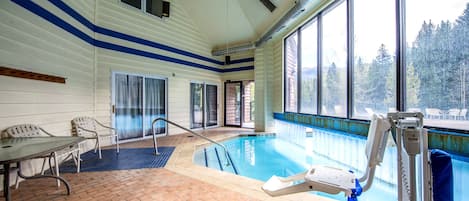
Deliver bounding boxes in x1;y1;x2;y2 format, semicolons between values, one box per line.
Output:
262;114;391;200
263;112;453;201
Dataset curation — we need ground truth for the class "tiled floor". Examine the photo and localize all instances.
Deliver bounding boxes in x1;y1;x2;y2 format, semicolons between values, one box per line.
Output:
1;127;332;201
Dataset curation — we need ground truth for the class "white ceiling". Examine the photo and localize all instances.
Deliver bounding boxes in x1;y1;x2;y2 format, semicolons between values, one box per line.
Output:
179;0;296;49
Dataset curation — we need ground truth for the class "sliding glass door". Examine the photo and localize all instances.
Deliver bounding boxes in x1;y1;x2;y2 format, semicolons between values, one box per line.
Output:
190;83;204;129
113;73;166;141
144;78;166;136
224;81;255;128
224;81;242;127
114;74;143;140
190;82;219;129
206;84;218;127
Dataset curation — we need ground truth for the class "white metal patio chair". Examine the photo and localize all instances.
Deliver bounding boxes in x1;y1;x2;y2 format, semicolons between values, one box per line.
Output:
3;124;81;187
425;108;443;119
71;117;119;159
459;109;467;120
448;109;460;120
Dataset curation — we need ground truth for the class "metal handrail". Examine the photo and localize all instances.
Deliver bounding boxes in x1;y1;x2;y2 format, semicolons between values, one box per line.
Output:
151;117;231;166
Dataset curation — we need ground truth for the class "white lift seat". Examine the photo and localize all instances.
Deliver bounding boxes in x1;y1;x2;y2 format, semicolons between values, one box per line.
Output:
262;114;391;197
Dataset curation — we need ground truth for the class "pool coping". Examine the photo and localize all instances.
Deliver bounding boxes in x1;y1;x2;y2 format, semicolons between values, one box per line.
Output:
164;132;336;201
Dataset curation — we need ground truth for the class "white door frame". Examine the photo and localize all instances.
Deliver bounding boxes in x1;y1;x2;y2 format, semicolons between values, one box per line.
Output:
189;80;220;130
111;71;168;143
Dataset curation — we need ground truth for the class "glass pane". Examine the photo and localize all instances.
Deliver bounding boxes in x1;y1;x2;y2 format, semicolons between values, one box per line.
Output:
242;81;255;128
146;0;163;17
191;83;204;129
121;0;141;9
115;74;143;140
225;82;241;126
405;0;469;131
285;32;298;112
353;0;396;119
206;84;218;127
300;20;318;114
144;78;165;136
321;2;347;117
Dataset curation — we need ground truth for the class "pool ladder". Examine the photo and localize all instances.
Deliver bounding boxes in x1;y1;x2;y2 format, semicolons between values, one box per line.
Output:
203;147;238;175
151;117;238;173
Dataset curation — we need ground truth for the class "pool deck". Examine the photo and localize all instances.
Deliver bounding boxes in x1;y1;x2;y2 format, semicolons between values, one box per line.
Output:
1;127;335;201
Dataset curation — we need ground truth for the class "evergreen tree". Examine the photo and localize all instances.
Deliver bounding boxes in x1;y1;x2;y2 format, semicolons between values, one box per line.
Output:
301;74;317;113
433;20;457;109
453;3;469;109
354;57;368;110
366;44;393;111
412;20;437;108
384;60;396;108
326;62;340;110
406;64;420;108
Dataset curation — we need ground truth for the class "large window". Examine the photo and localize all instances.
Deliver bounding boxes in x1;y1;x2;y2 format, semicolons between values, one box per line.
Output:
405;0;469;129
285;32;298;112
321;2;347;117
300;20;318;114
353;0;396;119
283;0;469;130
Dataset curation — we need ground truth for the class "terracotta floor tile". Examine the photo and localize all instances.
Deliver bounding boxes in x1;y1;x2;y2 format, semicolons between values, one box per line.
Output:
1;128;260;201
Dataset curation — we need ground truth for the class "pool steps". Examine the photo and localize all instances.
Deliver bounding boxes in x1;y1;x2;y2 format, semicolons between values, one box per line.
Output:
203;147;238;175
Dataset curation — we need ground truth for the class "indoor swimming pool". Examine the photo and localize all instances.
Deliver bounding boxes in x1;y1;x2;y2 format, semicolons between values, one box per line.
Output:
193;120;469;201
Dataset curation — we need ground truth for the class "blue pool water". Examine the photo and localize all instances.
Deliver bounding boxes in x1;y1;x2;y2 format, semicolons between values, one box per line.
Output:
193;120;469;201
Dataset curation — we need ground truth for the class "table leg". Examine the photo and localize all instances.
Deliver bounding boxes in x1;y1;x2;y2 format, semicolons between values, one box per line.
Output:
16;162;71;195
3;163;11;201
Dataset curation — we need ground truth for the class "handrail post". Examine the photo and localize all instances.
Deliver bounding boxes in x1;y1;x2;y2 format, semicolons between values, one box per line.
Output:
151;118;161;155
151;117;232;166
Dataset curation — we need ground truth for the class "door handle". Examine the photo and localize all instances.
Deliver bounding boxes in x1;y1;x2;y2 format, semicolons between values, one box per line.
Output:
112;105;115;114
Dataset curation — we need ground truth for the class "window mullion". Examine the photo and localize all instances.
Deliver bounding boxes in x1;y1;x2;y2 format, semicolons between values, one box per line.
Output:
317;14;323;115
347;0;354;119
297;30;302;113
396;0;406;111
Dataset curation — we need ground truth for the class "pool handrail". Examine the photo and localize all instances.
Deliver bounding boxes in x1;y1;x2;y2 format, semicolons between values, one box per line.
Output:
151;117;232;166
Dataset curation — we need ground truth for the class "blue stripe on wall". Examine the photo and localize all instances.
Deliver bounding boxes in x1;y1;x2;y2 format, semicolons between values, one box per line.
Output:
12;0;224;72
230;57;255;64
12;0;95;46
223;66;255;72
48;0;255;67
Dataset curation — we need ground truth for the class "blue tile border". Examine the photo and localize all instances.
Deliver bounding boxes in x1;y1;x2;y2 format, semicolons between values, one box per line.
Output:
274;112;469;157
12;0;254;73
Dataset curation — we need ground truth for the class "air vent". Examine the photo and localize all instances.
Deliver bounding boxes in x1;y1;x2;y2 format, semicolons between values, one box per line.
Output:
260;0;277;12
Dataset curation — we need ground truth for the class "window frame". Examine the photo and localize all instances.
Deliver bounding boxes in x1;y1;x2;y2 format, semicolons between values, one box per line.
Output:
318;0;348;118
282;0;469;132
298;18;320;115
120;0;166;18
284;31;300;113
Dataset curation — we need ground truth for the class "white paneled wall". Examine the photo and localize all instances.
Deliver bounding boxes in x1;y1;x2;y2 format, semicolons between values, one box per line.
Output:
0;0;96;186
95;0;223;135
254;41;275;132
0;0;254;189
272;39;283;113
0;0;95;135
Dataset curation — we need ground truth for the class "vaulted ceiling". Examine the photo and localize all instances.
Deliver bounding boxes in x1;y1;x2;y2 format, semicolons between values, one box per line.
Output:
179;0;297;50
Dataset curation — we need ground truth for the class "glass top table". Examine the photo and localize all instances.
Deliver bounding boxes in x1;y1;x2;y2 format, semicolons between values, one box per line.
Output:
0;136;84;201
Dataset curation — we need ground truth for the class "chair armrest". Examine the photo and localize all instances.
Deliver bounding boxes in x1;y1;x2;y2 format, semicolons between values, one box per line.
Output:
39;127;55;137
95;120;116;130
76;125;99;137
